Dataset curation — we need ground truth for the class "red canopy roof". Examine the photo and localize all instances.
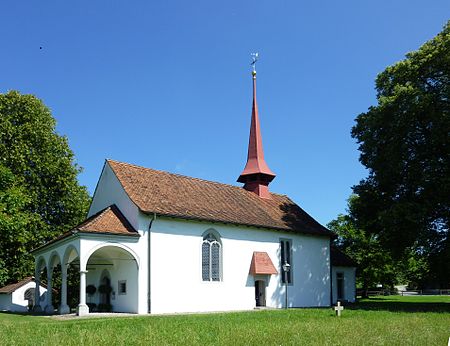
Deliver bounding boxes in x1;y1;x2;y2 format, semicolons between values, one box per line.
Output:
249;251;278;275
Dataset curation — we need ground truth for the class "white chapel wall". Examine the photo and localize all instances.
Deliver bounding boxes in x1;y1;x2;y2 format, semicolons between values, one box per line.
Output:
149;217;331;314
88;162;139;230
331;266;356;303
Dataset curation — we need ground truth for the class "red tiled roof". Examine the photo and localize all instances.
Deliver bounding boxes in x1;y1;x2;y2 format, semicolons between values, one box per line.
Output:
249;252;278;275
76;204;138;236
32;205;139;253
0;277;34;294
107;160;333;237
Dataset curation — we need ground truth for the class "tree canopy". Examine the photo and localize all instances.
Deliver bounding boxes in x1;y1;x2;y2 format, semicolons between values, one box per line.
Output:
350;21;450;287
0;91;90;286
328;196;397;292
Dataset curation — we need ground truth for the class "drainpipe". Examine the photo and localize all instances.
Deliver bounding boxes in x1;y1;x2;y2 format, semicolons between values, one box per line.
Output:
329;238;333;306
147;213;156;313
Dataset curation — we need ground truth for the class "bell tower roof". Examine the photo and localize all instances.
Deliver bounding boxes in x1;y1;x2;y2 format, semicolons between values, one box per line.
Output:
237;54;276;199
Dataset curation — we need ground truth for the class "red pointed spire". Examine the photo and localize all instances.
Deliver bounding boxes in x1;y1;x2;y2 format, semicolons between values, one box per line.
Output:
238;69;276;199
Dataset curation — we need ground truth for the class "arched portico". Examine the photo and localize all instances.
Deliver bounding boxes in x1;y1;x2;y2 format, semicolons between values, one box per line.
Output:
32;204;141;316
33;241;81;315
80;243;139;314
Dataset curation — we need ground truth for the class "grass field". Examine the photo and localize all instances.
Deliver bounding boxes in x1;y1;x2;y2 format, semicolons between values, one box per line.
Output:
1;296;449;345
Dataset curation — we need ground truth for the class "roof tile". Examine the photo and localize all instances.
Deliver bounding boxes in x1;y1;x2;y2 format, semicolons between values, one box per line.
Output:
108;160;332;236
249;252;278;275
77;204;137;235
0;277;34;294
32;205;139;253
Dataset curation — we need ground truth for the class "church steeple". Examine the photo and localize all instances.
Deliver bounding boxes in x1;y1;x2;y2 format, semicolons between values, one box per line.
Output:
237;54;276;199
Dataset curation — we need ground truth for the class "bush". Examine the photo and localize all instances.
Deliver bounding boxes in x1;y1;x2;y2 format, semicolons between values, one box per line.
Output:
97;303;112;312
86;285;96;296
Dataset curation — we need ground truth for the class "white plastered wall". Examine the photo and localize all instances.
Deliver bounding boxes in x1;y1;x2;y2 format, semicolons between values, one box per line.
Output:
88;162;139;231
331;266;356;303
85;161;149;314
0;282;47;312
149;216;331;314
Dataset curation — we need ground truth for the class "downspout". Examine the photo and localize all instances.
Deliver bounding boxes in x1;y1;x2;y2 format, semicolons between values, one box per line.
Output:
329;238;333;306
148;213;156;313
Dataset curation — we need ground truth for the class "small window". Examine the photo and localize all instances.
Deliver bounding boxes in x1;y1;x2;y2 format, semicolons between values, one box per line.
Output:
280;239;293;284
118;280;127;295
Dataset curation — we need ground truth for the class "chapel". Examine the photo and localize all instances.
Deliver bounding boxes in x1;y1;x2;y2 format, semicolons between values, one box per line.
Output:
31;64;356;315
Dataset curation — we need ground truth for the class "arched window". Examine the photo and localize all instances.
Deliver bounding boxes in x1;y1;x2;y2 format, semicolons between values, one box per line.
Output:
202;232;222;281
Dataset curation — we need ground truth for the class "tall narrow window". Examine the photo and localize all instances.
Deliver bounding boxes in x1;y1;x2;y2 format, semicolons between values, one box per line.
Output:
336;272;344;300
280;239;292;284
202;232;222;281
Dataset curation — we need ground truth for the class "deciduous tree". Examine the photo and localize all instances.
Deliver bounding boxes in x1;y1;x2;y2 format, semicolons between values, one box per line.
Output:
0;91;90;285
351;21;450;287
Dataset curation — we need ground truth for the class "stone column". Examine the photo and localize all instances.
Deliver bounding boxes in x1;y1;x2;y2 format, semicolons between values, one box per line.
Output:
33;266;42;312
58;264;70;314
77;270;89;316
44;267;55;314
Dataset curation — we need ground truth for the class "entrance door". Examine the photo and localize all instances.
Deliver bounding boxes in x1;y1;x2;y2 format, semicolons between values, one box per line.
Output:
99;274;111;305
255;280;266;307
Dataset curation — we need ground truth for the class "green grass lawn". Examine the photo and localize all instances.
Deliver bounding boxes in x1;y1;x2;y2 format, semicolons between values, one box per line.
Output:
1;296;449;345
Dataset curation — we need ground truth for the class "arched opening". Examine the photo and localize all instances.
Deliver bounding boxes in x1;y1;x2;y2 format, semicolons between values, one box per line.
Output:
47;252;61;313
85;245;139;313
33;257;47;312
24;288;35;311
63;246;80;312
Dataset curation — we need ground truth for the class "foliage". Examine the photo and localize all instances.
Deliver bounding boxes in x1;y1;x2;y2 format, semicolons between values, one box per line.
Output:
0;296;449;345
395;248;429;289
0;91;90;285
0;164;42;284
0;258;8;287
328;196;396;291
351;21;450;287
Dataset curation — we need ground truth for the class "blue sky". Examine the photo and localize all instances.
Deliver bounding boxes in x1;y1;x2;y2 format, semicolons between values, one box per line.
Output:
1;1;449;226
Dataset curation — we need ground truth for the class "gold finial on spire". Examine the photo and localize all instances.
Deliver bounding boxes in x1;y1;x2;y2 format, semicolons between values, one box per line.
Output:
251;52;259;78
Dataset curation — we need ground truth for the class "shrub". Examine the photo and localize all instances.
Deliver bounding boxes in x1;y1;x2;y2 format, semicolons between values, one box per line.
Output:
86;285;96;296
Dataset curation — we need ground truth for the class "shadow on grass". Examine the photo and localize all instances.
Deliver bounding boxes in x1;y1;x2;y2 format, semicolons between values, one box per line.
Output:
347;297;450;313
0;311;50;318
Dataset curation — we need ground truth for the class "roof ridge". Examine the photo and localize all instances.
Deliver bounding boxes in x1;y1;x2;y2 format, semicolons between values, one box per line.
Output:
106;159;288;197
